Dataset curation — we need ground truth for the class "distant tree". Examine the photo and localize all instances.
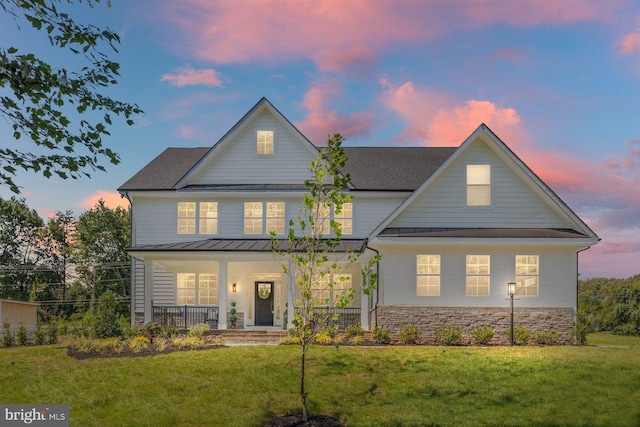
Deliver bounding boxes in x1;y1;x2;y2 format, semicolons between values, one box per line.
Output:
579;275;640;336
271;134;380;423
0;0;142;193
70;200;129;314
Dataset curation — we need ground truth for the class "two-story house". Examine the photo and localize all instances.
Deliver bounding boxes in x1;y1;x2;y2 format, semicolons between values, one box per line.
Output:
118;97;598;343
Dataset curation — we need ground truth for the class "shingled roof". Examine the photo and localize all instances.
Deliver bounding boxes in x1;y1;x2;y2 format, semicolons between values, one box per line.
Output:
118;146;457;192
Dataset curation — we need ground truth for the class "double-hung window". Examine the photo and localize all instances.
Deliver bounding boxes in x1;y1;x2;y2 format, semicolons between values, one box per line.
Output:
515;255;539;296
313;202;353;236
244;202;285;235
177;273;218;305
177;202;196;234
178;202;218;234
257;130;274;155
467;164;491;206
311;274;352;306
199;202;218;234
466;255;490;296
417;255;441;296
334;203;353;235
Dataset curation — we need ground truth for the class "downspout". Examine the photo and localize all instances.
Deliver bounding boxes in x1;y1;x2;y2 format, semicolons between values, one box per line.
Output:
364;238;380;329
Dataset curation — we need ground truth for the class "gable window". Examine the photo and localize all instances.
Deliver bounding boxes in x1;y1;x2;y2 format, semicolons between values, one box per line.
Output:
178;202;196;234
177;273;218;305
199;202;218;234
467;164;491;206
257;130;274;155
466;255;490;296
244;202;286;235
417;255;440;296
515;255;539;296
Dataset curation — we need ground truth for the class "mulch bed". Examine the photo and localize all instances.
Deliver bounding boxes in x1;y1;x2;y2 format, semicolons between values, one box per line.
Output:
66;343;224;360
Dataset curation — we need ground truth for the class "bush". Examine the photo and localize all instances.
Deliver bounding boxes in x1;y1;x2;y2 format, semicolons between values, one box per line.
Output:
372;327;391;344
471;325;495;345
171;335;205;350
348;335;365;346
573;308;591;345
87;290;123;338
532;329;560;345
187;323;210;338
314;331;336;345
34;324;46;346
47;324;58;344
345;322;364;338
128;336;151;353
435;326;462;346
16;324;29;346
1;322;14;348
613;323;639;336
160;324;179;339
142;322;163;341
505;326;531;345
399;325;420;344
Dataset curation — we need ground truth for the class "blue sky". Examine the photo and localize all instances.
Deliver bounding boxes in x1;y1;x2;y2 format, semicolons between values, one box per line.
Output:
1;0;639;278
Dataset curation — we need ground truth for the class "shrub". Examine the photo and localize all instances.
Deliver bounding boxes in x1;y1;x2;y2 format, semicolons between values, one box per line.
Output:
86;290;123;338
34;324;46;345
345;322;365;338
532;329;560;345
573;309;591;345
279;335;302;345
160;324;180;339
505;326;531;345
16;324;29;346
435;326;462;346
348;335;365;346
314;331;335;345
187;323;210;338
613;323;639;336
70;337;94;354
171;335;205;350
93;338;121;354
1;322;14;348
320;325;338;338
155;337;171;352
128;336;150;353
399;325;420;344
47;324;58;344
471;325;495;345
372;327;391;344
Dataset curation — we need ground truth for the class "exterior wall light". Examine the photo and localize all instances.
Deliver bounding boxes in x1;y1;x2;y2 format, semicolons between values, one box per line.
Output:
232;283;237;293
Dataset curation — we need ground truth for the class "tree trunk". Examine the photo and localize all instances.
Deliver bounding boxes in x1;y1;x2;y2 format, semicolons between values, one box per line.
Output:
301;341;308;423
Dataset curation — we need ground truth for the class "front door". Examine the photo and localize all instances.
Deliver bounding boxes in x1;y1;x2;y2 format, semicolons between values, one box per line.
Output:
255;281;274;326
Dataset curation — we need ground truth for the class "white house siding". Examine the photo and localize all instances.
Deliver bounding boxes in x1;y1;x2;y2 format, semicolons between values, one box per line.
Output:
390;142;574;229
188;110;316;185
152;267;176;306
377;243;578;308
133;259;144;318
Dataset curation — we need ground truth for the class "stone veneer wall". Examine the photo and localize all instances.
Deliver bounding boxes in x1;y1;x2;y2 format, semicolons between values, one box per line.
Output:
376;306;574;345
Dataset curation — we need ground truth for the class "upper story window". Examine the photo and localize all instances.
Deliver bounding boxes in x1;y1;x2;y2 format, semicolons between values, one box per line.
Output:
417;254;440;296
244;202;285;235
313;202;353;236
335;203;353;235
178;202;218;235
466;255;490;296
178;202;196;234
467;164;491;206
515;255;539;296
257;130;274;155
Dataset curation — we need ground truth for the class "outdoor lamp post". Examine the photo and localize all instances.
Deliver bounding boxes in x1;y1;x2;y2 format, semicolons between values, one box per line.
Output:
507;282;517;346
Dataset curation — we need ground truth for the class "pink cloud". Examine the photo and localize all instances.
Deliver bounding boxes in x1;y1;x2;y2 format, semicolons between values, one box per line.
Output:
175;125;205;141
618;32;640;55
161;66;225;87
295;78;374;145
80;191;129;211
160;1;619;72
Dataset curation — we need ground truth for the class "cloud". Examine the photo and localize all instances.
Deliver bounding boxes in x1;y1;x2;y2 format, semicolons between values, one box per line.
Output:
161;66;226;87
618;31;640;55
80;191;129;211
294;78;375;144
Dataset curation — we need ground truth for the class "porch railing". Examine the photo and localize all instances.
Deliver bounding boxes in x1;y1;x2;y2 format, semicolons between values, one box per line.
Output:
153;305;219;329
294;307;361;330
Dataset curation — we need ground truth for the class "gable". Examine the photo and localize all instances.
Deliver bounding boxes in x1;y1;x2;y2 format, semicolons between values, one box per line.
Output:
178;99;319;187
373;124;598;240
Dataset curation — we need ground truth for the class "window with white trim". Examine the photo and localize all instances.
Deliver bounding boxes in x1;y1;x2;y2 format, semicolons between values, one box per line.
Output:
257;130;274;155
177;273;218;305
335;202;353;235
177;202;196;234
417;255;440;296
313;203;352;236
199;202;218;234
467;164;491;206
466;255;490;296
311;274;352;306
244;202;286;235
515;255;539;296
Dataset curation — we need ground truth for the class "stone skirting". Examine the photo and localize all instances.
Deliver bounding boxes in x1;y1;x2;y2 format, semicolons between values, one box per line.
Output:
376;306;575;345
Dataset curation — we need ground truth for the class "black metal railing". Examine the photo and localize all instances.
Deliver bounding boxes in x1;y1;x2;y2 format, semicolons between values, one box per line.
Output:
152;306;219;329
294;307;361;330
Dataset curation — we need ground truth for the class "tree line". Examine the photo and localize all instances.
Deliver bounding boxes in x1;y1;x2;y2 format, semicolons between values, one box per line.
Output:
0;196;130;322
579;275;640;336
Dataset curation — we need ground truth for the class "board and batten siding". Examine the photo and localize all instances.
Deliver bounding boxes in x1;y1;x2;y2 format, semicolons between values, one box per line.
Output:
378;244;578;308
188;111;317;185
390;142;573;229
130;193;405;244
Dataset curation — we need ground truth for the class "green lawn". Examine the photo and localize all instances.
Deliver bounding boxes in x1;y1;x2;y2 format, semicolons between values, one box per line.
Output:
1;336;640;426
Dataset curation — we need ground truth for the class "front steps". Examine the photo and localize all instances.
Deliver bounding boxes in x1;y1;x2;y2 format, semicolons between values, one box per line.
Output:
211;329;288;345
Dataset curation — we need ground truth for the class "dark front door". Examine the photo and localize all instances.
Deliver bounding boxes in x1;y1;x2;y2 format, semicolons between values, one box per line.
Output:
255;281;274;326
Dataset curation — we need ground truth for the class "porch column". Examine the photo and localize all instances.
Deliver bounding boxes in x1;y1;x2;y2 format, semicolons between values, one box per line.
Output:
287;257;295;329
218;260;228;329
144;259;153;324
360;288;369;330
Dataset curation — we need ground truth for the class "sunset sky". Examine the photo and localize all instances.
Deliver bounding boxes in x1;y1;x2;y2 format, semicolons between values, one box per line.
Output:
1;0;639;278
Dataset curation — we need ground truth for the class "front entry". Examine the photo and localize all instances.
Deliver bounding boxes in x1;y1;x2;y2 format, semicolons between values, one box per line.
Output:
255;281;274;326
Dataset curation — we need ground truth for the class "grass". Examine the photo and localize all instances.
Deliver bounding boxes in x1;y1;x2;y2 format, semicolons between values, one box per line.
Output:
1;335;639;426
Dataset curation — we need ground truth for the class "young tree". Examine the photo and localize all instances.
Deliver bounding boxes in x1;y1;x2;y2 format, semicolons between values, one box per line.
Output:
0;0;142;193
271;134;380;422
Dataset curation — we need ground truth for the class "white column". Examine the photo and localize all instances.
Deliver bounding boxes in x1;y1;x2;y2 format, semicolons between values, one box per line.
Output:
360;289;369;331
218;260;228;330
144;259;153;324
